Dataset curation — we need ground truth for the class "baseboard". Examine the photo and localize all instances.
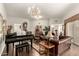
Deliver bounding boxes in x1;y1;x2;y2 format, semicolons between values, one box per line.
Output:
72;42;79;46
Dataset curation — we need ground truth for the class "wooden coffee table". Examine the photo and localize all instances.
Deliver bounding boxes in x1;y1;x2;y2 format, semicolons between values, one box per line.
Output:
39;41;55;56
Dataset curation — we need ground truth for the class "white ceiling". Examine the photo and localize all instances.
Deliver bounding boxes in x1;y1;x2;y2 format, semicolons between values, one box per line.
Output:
3;3;76;19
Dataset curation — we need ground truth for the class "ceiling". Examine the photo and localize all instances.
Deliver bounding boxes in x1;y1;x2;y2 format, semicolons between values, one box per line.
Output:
3;3;76;19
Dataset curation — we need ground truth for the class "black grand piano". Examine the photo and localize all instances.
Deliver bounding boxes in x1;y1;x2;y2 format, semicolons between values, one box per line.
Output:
5;32;34;55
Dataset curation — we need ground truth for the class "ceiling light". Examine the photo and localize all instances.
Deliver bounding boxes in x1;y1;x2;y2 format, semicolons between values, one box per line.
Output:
28;5;43;19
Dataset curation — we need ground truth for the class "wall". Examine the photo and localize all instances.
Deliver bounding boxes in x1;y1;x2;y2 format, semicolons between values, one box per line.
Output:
48;18;63;25
7;16;30;30
0;4;7;19
29;19;49;34
7;16;63;34
0;3;7;55
64;4;79;20
7;17;49;34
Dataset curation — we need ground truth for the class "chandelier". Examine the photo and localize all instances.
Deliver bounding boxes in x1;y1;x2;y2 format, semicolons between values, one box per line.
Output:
28;5;42;19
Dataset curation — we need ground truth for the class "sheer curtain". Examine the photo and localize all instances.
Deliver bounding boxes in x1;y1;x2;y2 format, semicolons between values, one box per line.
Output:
73;20;79;45
66;20;79;45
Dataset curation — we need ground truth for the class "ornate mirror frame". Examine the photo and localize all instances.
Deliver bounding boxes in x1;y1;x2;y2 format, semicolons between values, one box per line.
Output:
22;22;28;31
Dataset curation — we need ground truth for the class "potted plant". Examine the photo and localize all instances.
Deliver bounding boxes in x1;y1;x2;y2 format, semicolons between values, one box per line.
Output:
43;26;50;35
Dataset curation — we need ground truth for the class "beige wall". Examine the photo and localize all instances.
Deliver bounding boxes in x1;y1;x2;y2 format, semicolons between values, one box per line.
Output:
7;16;63;34
64;4;79;20
0;4;7;19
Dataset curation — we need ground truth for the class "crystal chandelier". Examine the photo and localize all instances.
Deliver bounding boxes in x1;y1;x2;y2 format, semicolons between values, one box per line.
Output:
28;5;42;19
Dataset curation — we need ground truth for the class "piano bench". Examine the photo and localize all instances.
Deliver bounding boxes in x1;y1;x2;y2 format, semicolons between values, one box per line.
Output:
15;42;29;56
